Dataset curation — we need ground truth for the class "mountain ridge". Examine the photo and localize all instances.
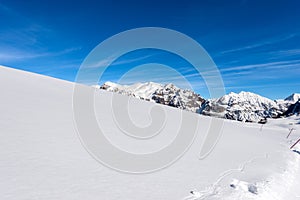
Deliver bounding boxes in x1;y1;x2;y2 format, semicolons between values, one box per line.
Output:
96;81;298;123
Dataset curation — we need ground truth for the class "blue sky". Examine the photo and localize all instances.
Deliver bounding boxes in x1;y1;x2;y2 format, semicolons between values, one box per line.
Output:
0;0;300;99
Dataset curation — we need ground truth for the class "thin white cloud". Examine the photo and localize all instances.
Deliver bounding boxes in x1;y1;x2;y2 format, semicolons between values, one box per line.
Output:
221;34;297;54
221;59;300;73
0;47;81;61
0;3;18;16
225;82;300;90
0;3;81;63
85;54;155;68
269;49;300;57
83;55;116;68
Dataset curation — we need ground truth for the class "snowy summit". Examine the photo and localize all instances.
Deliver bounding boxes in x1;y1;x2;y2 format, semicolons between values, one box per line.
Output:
97;81;298;123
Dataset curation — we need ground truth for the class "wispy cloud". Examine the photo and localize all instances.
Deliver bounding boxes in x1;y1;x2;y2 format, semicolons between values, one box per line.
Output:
173;60;300;79
268;49;300;57
225;82;300;90
85;54;155;68
221;59;300;72
0;47;81;61
0;2;18;16
221;34;297;54
0;3;82;65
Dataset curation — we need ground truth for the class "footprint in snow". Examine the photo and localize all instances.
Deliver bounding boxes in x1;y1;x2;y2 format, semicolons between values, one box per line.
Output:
230;179;258;195
183;191;202;200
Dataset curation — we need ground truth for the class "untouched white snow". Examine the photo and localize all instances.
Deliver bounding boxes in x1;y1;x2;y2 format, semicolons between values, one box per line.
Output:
0;66;300;200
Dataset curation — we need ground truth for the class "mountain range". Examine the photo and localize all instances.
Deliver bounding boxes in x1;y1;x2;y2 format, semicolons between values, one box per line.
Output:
95;81;300;123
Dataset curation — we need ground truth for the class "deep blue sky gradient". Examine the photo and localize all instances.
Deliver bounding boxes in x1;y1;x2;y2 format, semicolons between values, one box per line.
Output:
0;0;300;99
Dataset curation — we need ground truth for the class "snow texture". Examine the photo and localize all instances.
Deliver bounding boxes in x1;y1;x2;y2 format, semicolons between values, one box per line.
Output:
1;66;300;200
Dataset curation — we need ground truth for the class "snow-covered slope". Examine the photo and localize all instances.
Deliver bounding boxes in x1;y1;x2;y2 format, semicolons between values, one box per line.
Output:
202;91;287;123
1;66;300;200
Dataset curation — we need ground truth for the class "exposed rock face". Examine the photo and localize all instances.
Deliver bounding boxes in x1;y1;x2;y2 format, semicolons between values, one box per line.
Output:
284;100;300;116
151;83;205;113
96;81;298;123
96;82;205;113
284;93;300;103
201;91;288;123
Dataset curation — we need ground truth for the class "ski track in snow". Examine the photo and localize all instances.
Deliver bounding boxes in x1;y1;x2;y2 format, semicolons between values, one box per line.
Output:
183;118;300;200
185;142;300;200
183;154;270;200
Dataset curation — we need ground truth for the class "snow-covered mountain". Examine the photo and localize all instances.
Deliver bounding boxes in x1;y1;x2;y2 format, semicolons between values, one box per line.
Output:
95;81;163;100
284;100;300;116
284;93;300;103
201;91;288;123
96;81;205;113
97;81;298;123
